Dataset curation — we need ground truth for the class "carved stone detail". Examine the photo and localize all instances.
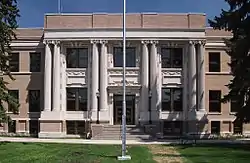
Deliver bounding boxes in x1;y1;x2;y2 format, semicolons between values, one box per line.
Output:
66;69;86;76
162;69;182;76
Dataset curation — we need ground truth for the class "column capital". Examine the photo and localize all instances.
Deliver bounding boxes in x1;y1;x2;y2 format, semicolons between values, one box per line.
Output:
141;40;150;45
100;40;108;45
199;40;206;46
189;40;199;45
43;40;53;45
53;40;61;46
149;40;159;45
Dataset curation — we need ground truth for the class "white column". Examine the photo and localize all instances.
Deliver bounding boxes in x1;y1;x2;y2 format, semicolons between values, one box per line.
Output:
61;48;67;112
91;40;99;112
198;41;206;111
150;41;159;112
53;41;61;111
99;40;108;111
189;41;197;111
44;41;52;111
140;41;149;122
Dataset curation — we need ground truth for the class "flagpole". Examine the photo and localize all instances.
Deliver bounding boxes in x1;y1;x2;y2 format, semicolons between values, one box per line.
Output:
117;0;131;160
58;0;61;13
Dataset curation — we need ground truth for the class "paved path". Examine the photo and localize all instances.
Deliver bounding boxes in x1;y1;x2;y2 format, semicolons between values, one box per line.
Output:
0;137;250;145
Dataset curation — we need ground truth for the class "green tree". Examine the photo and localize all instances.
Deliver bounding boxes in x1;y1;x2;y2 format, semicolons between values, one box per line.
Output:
209;0;250;123
0;0;20;123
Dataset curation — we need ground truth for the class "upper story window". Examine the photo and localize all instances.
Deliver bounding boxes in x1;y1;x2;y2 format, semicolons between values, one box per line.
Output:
67;88;88;111
209;52;221;72
28;90;40;112
209;90;221;112
113;47;136;67
162;88;183;111
30;52;41;72
8;90;19;112
161;48;183;68
9;53;19;72
66;48;88;68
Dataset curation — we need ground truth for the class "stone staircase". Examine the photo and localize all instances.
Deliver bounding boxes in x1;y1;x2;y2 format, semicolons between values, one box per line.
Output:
92;125;154;140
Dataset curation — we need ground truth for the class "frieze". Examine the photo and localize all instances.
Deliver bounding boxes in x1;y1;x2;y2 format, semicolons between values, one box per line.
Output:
162;69;182;76
108;68;139;76
66;69;86;76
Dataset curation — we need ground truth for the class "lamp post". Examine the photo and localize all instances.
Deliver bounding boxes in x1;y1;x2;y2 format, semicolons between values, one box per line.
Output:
117;0;131;160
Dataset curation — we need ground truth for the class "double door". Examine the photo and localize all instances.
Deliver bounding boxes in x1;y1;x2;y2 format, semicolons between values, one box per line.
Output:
113;95;135;125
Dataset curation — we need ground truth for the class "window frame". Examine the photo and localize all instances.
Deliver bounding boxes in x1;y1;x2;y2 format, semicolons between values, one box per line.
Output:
161;48;183;68
208;52;221;72
161;88;183;112
28;90;41;112
113;47;136;67
9;53;19;72
66;48;88;68
29;52;41;72
211;121;221;134
8;90;19;113
209;90;222;113
66;88;88;111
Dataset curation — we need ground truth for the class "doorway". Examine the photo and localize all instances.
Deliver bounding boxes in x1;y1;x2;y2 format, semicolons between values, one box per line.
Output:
113;95;135;125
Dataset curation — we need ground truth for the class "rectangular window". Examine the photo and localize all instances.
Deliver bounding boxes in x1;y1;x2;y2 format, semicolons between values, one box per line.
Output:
161;48;183;68
162;88;183;111
30;52;41;72
67;88;87;111
209;52;221;72
28;90;40;112
211;121;220;134
8;120;16;133
113;47;136;67
66;121;86;135
9;53;19;72
29;120;39;136
163;121;182;135
233;121;242;134
8;90;19;112
209;90;221;112
66;48;88;68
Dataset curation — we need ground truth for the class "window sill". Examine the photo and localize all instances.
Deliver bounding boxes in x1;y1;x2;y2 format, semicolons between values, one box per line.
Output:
206;72;231;75
229;112;236;115
6;72;42;75
208;112;222;115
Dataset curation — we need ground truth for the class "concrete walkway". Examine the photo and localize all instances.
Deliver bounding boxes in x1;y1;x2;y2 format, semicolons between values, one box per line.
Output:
1;137;250;145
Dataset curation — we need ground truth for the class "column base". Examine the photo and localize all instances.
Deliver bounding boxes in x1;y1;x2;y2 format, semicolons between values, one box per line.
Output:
150;110;160;121
187;109;207;121
40;111;65;120
139;111;149;123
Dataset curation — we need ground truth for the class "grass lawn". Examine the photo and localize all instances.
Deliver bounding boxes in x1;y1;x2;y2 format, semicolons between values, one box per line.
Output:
176;143;250;163
0;142;155;163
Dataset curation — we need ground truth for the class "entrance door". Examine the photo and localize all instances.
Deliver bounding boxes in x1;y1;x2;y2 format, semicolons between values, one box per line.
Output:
114;95;135;125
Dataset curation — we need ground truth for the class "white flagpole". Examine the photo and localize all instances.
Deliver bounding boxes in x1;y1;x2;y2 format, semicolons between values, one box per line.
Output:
117;0;131;160
58;0;61;13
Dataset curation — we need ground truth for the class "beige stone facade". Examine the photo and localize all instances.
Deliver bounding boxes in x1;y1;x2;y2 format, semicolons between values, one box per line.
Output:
0;13;248;138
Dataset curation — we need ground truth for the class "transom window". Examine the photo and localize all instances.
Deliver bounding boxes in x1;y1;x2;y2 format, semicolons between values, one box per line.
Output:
67;88;88;111
209;90;221;112
30;52;41;72
28;90;40;112
113;47;136;67
161;48;183;68
209;52;221;72
162;88;183;111
9;53;19;72
66;48;88;68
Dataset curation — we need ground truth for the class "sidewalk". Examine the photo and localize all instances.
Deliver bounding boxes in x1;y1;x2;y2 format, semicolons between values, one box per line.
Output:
1;137;250;145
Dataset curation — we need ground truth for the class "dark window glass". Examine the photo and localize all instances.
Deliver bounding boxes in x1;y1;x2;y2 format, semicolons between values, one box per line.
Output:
8;90;19;112
209;52;221;72
67;88;88;111
9;53;19;72
161;48;183;68
233;121;242;134
29;90;40;112
8;120;16;133
209;90;221;112
66;121;86;135
66;48;88;68
113;47;136;67
163;121;182;135
162;88;183;111
30;52;41;72
211;121;220;134
29;120;39;136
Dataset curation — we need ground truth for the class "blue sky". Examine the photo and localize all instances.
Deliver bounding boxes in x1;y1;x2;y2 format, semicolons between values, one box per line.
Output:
17;0;228;27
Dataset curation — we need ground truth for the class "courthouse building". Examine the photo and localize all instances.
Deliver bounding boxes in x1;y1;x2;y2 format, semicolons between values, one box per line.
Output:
0;13;248;138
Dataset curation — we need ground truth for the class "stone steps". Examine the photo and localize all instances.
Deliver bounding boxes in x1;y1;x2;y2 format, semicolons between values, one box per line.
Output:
92;125;152;140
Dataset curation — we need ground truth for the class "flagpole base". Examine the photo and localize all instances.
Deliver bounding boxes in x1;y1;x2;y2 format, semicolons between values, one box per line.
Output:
117;155;131;161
